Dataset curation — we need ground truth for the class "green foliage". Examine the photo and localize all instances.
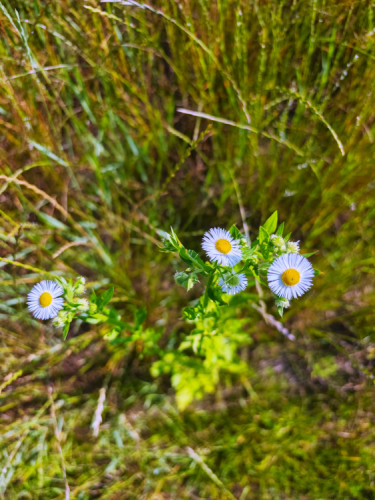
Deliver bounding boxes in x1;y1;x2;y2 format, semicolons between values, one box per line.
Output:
152;303;251;409
158;221;315;407
0;0;375;497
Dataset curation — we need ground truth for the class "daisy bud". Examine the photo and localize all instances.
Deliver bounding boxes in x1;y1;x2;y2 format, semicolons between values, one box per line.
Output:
76;298;90;312
286;241;300;254
275;297;290;309
75;276;86;295
52;309;69;328
270;234;286;252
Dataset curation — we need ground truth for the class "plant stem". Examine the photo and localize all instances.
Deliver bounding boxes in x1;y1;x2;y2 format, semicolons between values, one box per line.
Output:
203;273;214;309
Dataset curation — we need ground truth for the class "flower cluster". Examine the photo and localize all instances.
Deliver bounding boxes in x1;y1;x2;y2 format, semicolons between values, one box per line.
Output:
161;211;317;317
201;225;314;304
26;213;317;335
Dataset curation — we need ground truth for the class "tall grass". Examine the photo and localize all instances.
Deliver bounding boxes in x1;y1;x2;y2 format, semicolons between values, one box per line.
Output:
0;0;374;498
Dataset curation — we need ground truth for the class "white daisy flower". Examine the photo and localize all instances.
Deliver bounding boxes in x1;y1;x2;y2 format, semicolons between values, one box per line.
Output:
286;240;300;254
267;254;314;300
27;280;64;320
202;228;242;267
219;272;248;295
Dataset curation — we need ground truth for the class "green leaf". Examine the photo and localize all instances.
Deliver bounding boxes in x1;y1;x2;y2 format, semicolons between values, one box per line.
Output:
62;323;70;340
313;268;321;276
134;307;147;327
188;249;206;269
263;211;278;234
37;211;68;230
183;306;198;320
241;245;256;261
301;251;318;258
276;222;284;236
259;226;269;245
207;286;227;305
284;232;291;241
277;305;284;318
28;140;69;167
179;248;206;271
175;271;199;290
170;227;183;248
229;224;242;241
97;287;114;310
85;313;108;324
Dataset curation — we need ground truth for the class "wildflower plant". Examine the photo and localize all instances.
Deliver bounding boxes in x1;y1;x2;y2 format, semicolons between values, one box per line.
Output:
26;211;318;409
154;211;319;408
28;276;113;339
27;275;163;363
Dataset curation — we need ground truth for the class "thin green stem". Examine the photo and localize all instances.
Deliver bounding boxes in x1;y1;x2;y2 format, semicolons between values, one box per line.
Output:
203;273;214;309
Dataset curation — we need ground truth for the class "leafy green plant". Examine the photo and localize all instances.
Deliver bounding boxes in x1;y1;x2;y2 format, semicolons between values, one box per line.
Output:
151;212;318;408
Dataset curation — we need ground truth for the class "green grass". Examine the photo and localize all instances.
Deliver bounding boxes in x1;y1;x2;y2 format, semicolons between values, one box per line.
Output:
1;0;375;498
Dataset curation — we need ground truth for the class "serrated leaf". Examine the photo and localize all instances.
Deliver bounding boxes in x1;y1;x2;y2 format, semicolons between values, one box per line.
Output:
179;248;206;271
175;271;189;285
263;211;278;234
175;271;199;290
187;249;206;269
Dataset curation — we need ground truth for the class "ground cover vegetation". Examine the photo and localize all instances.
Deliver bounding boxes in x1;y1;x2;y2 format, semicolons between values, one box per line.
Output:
0;0;374;498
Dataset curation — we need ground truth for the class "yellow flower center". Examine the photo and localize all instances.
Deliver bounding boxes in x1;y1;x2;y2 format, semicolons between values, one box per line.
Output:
215;238;232;254
282;268;300;287
39;292;53;307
